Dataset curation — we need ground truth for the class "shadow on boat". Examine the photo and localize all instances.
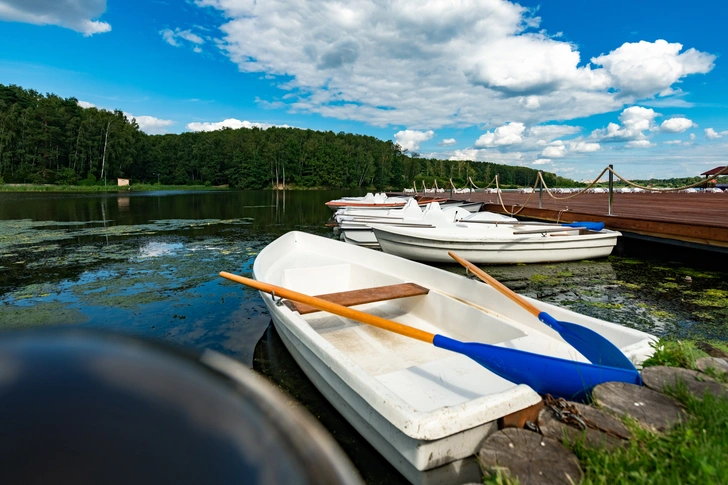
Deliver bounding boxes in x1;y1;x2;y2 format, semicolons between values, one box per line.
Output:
253;322;410;485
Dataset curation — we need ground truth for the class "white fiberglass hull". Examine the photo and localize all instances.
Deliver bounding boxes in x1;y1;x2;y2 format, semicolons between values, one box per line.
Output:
372;225;620;264
252;232;652;484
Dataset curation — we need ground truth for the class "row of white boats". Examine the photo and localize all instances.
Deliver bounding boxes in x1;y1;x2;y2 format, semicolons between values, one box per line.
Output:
220;193;654;484
329;193;622;264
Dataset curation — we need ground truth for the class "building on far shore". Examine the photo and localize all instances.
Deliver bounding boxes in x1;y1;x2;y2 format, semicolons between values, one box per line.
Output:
701;167;727;190
117;178;130;187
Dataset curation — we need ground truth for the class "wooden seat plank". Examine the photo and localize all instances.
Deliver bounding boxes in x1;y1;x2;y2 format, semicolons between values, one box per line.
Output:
283;283;429;315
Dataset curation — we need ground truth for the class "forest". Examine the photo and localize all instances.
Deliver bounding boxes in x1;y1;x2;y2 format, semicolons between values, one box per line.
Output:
0;84;581;189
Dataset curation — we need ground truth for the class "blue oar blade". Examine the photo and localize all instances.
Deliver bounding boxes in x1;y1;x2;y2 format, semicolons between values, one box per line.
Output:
538;312;637;371
562;221;604;231
433;335;642;400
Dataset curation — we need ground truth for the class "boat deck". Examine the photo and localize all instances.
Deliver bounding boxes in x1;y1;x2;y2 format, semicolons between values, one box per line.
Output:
445;192;728;252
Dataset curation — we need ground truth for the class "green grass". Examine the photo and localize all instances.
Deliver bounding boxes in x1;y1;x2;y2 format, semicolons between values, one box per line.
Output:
480;339;728;484
576;385;728;485
642;339;728;370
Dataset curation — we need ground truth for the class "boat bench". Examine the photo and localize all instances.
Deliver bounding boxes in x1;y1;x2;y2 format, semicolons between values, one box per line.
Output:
283;283;430;315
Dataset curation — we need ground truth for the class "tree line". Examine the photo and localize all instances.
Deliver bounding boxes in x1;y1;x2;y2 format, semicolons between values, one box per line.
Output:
0;83;579;189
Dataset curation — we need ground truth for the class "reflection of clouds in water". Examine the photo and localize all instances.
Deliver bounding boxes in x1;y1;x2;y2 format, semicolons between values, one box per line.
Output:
138;242;184;258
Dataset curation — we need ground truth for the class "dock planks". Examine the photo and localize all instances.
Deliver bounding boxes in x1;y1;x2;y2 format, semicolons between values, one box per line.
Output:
449;192;728;252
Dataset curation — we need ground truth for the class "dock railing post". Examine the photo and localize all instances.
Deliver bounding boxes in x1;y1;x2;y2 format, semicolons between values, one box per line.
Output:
608;164;614;216
538;172;543;209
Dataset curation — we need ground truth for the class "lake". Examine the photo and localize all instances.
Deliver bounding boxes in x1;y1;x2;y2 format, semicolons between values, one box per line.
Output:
1;189;727;484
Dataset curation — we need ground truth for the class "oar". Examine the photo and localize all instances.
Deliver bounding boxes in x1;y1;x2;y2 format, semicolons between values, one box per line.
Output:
219;271;641;399
448;251;639;373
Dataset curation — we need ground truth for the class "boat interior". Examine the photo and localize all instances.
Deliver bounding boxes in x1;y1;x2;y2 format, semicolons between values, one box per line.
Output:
262;248;599;413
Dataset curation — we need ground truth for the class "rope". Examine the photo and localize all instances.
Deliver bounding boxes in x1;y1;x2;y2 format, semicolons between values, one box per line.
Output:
543;394;630;440
537;167;610;200
468;175;498;190
608;165;728;192
495;175;541;216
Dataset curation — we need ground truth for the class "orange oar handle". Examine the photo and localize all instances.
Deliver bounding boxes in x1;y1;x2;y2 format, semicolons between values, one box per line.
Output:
219;271;436;344
447;252;541;317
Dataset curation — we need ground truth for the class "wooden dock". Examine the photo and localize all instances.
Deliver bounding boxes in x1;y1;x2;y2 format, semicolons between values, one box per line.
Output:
448;192;728;253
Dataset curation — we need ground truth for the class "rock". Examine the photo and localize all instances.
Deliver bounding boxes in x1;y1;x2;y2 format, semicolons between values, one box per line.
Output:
695;357;728;378
592;381;685;432
478;428;582;485
537;401;630;450
642;366;727;398
694;341;728;358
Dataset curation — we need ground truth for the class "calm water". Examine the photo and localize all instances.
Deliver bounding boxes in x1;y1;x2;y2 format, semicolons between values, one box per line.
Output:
1;190;727;484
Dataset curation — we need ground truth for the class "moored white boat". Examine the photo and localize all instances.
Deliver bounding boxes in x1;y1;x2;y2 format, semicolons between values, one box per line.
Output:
326;192;412;210
338;202;516;249
372;222;621;264
252;231;654;484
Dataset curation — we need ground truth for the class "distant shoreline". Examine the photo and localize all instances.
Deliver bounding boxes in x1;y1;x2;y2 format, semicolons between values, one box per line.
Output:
0;183;231;193
0;184;378;193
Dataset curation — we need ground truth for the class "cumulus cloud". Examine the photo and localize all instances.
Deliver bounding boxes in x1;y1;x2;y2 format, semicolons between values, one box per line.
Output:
77;100;95;109
394;130;434;152
475;122;525;148
124;113;175;135
0;0;111;35
626;140;653;148
533;159;552;165
439;138;457;146
568;141;601;152
541;140;567;158
192;0;715;129
660;117;695;133
186;118;290;132
590;106;659;144
591;40;715;98
705;128;728;140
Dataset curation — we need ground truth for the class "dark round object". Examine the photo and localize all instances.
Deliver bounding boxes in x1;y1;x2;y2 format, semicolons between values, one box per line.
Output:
0;330;360;485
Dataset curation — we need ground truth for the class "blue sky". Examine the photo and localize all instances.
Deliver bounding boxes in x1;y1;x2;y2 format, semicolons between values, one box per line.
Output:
1;0;726;181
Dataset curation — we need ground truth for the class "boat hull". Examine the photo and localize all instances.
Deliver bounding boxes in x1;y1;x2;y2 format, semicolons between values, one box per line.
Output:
373;227;619;263
269;313;488;485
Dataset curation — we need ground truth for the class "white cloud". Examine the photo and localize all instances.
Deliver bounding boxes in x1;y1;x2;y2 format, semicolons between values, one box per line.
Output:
528;124;581;140
541;140;567;158
186;118;290;132
591;106;659;143
626;140;653;148
568;141;601;152
124;113;175;135
192;1;715;129
160;28;205;52
439;138;457;146
77;100;95;109
394;130;434;152
591;40;715;97
705;128;728;140
660;117;695;133
475;122;525;148
0;0;110;36
533;159;552;165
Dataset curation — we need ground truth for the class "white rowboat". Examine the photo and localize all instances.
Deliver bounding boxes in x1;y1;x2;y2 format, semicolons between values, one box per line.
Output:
252;232;654;484
371;223;621;264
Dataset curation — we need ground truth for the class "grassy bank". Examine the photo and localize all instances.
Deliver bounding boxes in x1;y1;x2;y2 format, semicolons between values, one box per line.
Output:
483;339;728;485
0;183;230;192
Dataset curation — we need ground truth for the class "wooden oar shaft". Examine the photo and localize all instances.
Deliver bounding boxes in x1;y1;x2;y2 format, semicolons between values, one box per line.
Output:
447;251;541;317
219;272;436;344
